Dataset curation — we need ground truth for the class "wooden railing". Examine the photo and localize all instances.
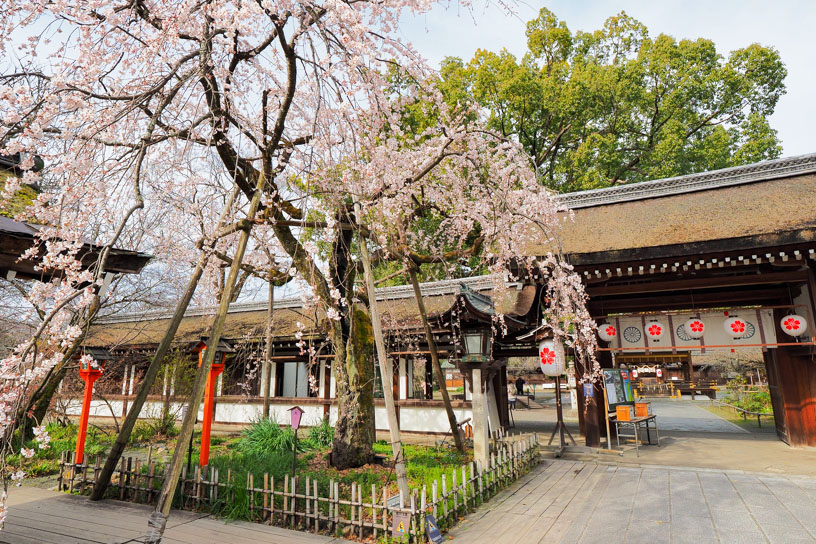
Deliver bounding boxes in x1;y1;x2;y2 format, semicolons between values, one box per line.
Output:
58;433;539;542
710;399;774;427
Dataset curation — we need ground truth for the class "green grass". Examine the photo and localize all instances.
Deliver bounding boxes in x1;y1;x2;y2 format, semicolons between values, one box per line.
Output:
704;405;775;432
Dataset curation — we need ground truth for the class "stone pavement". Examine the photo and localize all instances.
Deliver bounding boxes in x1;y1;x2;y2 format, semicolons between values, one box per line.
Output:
1;486;351;544
448;459;816;543
648;399;748;433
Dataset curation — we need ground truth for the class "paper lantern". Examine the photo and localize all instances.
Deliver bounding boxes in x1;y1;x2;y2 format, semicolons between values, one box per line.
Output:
683;318;705;339
598;323;617;343
780;314;808;337
723;316;748;338
656;368;663;378
645;320;666;341
631;369;638;379
538;339;565;376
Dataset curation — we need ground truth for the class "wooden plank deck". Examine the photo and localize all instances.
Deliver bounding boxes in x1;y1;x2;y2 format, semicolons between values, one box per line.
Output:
2;486;350;544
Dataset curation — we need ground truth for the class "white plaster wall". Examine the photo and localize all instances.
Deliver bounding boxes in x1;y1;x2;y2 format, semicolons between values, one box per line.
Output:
400;405;472;434
65;398;467;434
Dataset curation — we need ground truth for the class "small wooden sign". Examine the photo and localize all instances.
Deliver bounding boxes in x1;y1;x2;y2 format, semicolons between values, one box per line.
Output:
392;511;410;537
425;514;444;543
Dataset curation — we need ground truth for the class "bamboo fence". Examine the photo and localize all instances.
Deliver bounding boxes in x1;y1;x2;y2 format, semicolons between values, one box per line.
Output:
58;433;539;542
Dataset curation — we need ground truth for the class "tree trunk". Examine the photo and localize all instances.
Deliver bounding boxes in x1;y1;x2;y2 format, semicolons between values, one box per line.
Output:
330;305;376;469
407;266;465;453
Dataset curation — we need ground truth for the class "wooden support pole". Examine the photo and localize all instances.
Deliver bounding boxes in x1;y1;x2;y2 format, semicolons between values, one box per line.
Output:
354;202;410;501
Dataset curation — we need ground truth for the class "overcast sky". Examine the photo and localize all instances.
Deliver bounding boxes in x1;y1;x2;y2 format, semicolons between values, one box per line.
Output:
399;0;815;157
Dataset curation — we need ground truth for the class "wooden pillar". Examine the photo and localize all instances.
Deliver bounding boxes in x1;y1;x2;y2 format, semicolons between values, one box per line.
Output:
765;311;816;447
398;358;408;400
587;351;613;448
471;367;489;467
496;366;509;429
687;356;695;383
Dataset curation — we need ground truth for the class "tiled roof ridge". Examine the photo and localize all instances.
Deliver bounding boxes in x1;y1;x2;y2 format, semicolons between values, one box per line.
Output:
98;275;516;324
557;153;816;209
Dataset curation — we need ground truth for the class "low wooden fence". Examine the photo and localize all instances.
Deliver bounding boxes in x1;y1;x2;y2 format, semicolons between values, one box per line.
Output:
710;399;774;427
58;434;539;541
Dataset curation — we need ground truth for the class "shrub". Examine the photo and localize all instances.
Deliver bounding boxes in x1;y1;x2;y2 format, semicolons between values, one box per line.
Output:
131;422;157;444
303;418;334;450
238;418;295;455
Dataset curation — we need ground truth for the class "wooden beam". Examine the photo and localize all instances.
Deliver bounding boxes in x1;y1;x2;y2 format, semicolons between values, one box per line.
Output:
589;270;808;297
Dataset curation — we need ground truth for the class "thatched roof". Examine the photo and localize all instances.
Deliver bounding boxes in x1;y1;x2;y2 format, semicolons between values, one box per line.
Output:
531;154;816;264
88;277;537;350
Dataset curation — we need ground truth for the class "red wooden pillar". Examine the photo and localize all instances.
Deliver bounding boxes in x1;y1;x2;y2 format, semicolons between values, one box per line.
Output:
75;359;104;465
196;343;226;467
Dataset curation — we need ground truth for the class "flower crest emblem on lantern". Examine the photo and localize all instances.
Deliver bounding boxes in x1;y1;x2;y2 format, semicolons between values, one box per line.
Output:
683;318;705;339
538;339;565;376
780;314;808;337
645;320;665;341
598;323;617;343
723;316;748;338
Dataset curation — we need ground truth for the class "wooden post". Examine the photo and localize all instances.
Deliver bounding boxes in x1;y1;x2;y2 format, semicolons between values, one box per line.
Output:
144;183;261;543
354;201;410;500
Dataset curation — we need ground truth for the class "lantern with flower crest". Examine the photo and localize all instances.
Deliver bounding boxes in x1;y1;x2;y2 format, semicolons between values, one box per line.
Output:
723;316;748;339
683;318;706;339
538;339;565;376
598;323;617;343
645;320;666;342
780;314;808;337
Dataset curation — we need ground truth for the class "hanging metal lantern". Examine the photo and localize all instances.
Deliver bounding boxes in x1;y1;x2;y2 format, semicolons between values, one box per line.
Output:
683;318;705;339
645;320;666;341
538;339;565;376
598;322;617;343
780;314;808;337
723;316;748;338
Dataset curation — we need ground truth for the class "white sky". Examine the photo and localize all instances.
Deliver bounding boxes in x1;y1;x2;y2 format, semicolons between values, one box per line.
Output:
400;0;816;157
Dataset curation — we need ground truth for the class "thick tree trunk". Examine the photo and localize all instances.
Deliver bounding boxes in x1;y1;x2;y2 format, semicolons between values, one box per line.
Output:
330;306;376;469
408;266;465;453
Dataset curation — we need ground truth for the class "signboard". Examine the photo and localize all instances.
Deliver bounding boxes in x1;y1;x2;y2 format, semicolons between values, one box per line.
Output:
582;383;594;398
386;494;402;509
603;369;634;409
425;514;444;543
392;511;410;537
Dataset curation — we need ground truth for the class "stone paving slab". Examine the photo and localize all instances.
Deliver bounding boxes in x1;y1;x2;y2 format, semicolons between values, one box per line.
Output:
448;459;816;543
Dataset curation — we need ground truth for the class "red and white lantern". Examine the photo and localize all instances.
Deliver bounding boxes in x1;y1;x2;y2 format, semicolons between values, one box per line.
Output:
724;316;748;339
645;320;666;341
538;339;565;376
656;368;663;378
780;314;808;337
598;323;617;343
631;369;639;379
684;318;705;339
